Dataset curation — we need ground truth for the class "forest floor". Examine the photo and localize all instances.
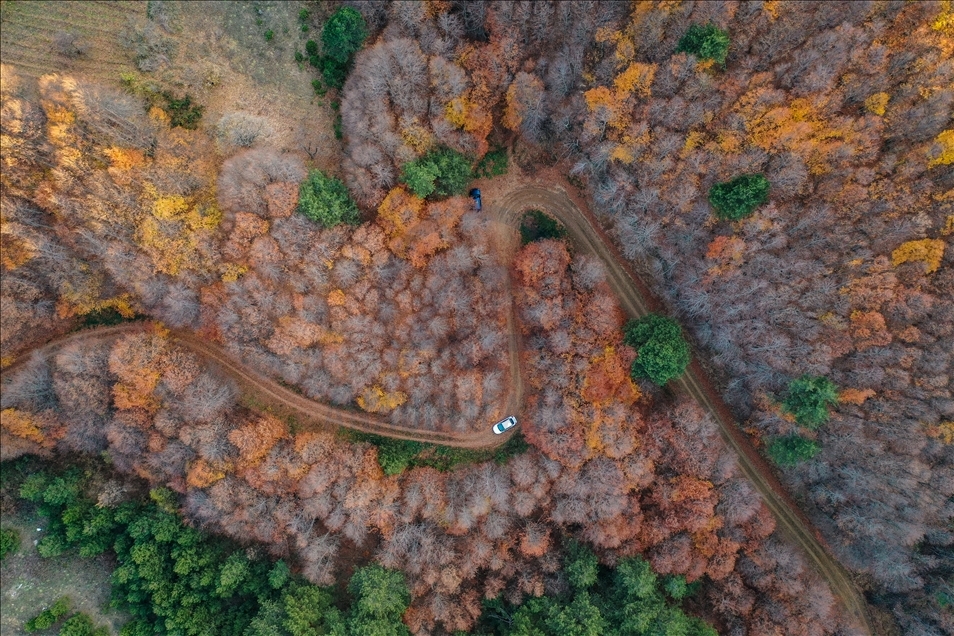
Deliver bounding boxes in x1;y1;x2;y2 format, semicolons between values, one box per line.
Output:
163;0;339;166
0;510;126;635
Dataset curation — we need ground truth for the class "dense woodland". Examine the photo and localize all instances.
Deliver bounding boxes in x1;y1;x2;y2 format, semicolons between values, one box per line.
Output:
1;1;952;635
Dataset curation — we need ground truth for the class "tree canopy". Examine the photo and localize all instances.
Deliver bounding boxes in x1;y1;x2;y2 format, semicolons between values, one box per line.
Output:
298;169;361;228
317;7;368;89
708;173;770;221
623;314;691;385
322;7;367;65
676;23;731;66
782;375;838;429
483;542;716;636
346;564;411;635
768;434;821;467
399;148;473;199
7;459;367;636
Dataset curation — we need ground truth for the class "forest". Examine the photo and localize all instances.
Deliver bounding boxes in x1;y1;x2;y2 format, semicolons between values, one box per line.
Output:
1;1;952;635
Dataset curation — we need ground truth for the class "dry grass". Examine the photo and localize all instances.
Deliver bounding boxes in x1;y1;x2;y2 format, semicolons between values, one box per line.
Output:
0;1;144;81
0;0;339;168
136;0;340;168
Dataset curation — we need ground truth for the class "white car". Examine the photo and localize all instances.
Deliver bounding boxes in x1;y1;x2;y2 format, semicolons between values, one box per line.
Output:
493;416;518;435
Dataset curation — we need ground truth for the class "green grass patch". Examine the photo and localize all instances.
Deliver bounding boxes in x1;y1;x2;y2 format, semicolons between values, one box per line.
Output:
474;147;509;178
520;209;568;245
346;431;529;476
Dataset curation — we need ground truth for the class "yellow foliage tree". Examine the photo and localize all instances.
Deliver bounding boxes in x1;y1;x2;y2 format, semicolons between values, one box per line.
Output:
377;187;424;244
928;421;954;444
864;92;890;116
581;347;641;407
613;62;656;98
137;192;221;276
186;458;227;488
104;146;146;171
738;92;858;176
839;388;875;405
357;386;408;414
584;86;627;133
400;119;434;154
891;238;946;274
0;408;46;444
229;414;288;468
928;129;954;167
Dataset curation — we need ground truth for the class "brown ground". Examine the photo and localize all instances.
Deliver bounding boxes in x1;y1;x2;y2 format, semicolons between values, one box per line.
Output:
0;1;144;82
0;0;339;169
1;511;125;635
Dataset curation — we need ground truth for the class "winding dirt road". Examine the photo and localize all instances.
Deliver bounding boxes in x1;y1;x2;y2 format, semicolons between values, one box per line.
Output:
0;323;503;448
492;184;875;636
1;184;873;633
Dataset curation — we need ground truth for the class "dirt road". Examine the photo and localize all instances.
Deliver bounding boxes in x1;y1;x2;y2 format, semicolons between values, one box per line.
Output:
2;184;873;633
0;323;503;449
491;184;875;636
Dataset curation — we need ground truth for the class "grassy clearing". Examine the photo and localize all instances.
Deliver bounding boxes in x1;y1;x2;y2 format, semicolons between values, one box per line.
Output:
0;509;126;635
0;1;144;81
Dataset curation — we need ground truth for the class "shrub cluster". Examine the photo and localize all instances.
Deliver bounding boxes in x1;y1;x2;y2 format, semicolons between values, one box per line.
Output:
767;435;821;467
676;23;731;67
782;375;839;429
25;597;73;632
400;147;473;199
768;375;837;467
0;526;19;560
519;210;567;245
161;92;204;130
708;173;770;221
623;314;691;386
297;169;361;228
474;147;509;178
352;432;530;476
